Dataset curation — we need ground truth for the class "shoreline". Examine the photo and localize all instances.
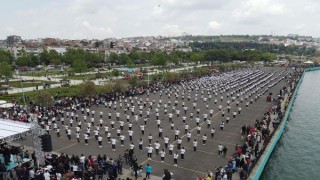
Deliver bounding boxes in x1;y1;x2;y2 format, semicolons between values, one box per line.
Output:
249;66;320;180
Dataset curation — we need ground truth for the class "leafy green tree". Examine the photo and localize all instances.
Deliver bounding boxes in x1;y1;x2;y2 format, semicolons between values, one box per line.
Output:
164;72;179;82
204;50;231;62
72;59;88;73
16;53;38;67
129;51;140;61
193;67;210;76
126;59;135;68
39;49;50;65
150;52;167;66
108;52;119;64
168;52;180;65
118;53;130;65
0;50;13;64
63;49;85;65
113;80;129;93
78;81;96;97
261;52;277;61
36;91;53;107
48;50;62;65
0;62;13;79
128;76;138;88
101;83;114;93
190;52;205;62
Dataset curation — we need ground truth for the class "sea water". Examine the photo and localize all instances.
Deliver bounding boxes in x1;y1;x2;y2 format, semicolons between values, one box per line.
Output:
261;70;320;179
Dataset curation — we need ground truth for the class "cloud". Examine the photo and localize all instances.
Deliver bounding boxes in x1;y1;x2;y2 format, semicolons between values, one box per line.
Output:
81;21;113;38
208;21;221;30
0;0;320;39
233;0;286;21
161;24;182;36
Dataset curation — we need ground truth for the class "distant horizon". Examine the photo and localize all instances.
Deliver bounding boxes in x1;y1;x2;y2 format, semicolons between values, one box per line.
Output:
1;33;316;41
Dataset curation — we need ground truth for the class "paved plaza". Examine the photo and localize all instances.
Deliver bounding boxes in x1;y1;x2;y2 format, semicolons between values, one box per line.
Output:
14;67;291;179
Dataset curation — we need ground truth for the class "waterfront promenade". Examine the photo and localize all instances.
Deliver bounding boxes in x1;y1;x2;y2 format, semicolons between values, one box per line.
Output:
8;67;293;179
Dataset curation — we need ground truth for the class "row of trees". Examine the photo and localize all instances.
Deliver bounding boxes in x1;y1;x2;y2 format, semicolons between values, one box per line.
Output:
0;41;310;76
191;42;317;56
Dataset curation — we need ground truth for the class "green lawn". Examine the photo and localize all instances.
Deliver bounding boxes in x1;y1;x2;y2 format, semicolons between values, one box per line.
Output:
0;81;57;88
0;85;80;103
21;70;67;77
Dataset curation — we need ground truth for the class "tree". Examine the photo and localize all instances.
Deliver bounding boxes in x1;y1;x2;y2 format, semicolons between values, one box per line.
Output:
193;67;210;76
0;62;13;78
164;72;179;82
150;52;167;66
128;76;138;88
36;91;53;107
118;53;131;65
0;50;13;64
261;52;277;61
72;59;88;73
168;52;180;65
101;83;114;94
108;52;119;64
113;80;129;93
78;81;96;97
190;52;205;63
16;53;38;67
126;59;135;68
204;50;231;62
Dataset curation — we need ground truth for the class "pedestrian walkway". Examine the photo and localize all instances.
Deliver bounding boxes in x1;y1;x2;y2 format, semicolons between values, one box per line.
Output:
4;65;205;94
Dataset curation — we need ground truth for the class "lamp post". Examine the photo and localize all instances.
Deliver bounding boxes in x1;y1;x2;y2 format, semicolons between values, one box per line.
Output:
147;67;150;87
20;74;27;106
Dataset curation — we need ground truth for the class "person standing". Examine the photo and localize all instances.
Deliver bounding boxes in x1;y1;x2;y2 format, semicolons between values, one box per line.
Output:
76;132;80;143
98;135;103;148
67;129;72;140
202;134;207;145
187;131;192;142
173;152;179;166
145;164;152;179
193;139;198;151
222;146;228;157
128;129;134;141
111;137;117;151
160;149;166;163
139;138;144;151
120;134;125;146
168;143;174;156
211;128;215;138
84;133;89;145
140;124;145;135
218;144;223;157
154;141;161;155
180;147;185;160
220;121;225;130
164;136;169;149
147;145;154;160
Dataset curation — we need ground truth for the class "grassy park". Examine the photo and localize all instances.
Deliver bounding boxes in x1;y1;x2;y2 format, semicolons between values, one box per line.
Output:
0;80;57;88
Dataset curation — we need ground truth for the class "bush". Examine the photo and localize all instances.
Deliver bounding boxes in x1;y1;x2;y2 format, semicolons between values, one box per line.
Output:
36;91;53;107
113;80;129;93
78;81;97;97
101;83;114;94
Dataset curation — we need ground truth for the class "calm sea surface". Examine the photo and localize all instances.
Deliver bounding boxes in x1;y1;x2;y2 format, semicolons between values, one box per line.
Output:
261;70;320;179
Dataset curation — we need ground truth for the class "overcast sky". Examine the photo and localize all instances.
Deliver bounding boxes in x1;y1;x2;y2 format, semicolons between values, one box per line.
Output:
0;0;319;39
